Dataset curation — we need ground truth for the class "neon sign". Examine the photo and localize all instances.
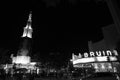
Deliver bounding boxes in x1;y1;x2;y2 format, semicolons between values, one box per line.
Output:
71;50;118;64
72;50;118;60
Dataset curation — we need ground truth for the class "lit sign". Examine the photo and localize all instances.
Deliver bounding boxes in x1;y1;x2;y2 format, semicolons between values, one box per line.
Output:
71;50;118;65
109;56;117;61
96;56;108;62
73;57;95;64
72;50;118;61
72;56;118;65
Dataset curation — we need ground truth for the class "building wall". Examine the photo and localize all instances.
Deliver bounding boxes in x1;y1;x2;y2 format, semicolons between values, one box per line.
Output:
88;39;107;52
88;24;120;52
102;24;120;49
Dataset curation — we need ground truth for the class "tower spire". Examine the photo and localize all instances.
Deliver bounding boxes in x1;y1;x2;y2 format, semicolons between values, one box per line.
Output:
28;11;32;23
22;11;33;38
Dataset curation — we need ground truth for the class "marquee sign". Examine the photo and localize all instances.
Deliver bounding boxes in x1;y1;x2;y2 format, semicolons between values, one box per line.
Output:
72;50;118;61
71;50;119;64
71;50;120;73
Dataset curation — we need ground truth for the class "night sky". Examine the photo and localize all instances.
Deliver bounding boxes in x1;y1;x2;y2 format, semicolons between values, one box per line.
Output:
0;0;113;64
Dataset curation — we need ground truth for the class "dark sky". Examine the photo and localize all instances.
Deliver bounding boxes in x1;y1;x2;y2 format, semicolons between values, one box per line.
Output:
0;0;113;61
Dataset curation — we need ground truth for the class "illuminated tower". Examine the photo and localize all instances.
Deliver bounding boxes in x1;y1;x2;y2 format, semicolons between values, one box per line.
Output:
17;12;33;56
22;12;33;38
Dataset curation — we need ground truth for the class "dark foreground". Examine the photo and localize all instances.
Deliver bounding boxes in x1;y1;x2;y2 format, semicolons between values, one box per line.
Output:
0;77;119;80
0;73;119;80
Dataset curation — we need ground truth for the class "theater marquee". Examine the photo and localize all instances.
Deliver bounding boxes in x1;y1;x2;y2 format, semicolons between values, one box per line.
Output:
71;50;119;64
71;50;120;73
72;50;118;59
